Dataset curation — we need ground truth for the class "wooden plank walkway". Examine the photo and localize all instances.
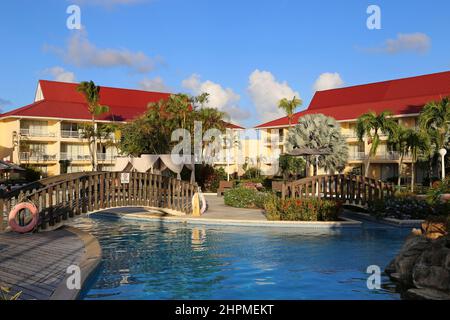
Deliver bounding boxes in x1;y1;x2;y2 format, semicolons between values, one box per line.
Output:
0;229;86;300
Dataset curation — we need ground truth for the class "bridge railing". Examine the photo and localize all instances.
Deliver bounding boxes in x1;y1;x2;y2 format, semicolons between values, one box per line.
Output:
0;172;197;230
281;174;394;206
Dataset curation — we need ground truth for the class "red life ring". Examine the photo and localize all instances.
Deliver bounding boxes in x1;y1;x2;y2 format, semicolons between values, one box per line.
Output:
8;202;39;234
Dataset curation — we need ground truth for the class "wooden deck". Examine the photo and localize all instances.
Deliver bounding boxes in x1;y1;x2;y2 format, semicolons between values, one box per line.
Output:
0;227;100;300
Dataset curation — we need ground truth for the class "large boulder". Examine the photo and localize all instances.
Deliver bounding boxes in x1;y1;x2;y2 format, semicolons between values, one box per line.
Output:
387;235;431;285
386;234;450;300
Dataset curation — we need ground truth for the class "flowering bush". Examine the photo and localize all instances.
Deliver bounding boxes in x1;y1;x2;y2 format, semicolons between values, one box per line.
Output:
224;187;269;209
264;195;342;221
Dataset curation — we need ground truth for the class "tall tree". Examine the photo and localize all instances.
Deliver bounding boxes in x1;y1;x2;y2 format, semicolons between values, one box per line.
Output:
77;81;110;171
285;114;348;174
405;130;430;192
418;97;450;179
388;124;410;188
118;93;227;157
355;111;397;177
278;96;302;127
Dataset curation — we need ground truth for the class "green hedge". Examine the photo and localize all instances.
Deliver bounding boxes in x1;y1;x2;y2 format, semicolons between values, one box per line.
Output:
224;187;268;209
264;195;342;221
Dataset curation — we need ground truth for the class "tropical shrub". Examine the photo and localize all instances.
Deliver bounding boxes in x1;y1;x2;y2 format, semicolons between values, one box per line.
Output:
224;187;269;209
368;192;449;220
278;154;305;180
264;195;342;221
189;165;227;192
242;167;262;180
426;179;449;205
22;166;43;182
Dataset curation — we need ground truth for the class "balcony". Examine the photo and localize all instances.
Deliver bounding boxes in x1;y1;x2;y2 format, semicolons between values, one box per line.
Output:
265;136;284;145
348;152;365;161
97;153;118;161
20;128;56;138
20;152;57;162
373;151;412;161
342;132;358;139
60;153;91;161
61;130;84;139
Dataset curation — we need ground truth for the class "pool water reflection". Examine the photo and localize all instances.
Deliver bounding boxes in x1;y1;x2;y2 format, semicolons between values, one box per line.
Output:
71;215;409;300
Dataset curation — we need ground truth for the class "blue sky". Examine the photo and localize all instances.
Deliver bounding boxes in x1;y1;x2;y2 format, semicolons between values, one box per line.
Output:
0;0;449;127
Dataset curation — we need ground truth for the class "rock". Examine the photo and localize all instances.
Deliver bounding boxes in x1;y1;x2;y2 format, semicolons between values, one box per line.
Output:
392;235;431;285
387;234;450;299
445;253;450;271
413;266;450;291
385;259;396;275
405;288;450;300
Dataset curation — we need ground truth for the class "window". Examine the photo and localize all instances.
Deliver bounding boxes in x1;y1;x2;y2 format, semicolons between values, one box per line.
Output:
61;122;79;131
20;120;50;136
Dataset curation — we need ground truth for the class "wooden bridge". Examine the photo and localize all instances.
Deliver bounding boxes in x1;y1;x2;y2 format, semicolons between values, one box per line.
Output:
281;174;394;207
0;172;198;231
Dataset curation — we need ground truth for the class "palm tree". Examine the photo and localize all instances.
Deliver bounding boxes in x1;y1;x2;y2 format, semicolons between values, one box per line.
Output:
418;97;450;179
355;111;397;177
405;130;429;192
285;114;348;174
278;96;302;127
388;124;409;188
77;81;110;171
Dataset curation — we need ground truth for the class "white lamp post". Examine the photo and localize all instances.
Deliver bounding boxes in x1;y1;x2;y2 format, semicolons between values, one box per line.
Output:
439;148;447;181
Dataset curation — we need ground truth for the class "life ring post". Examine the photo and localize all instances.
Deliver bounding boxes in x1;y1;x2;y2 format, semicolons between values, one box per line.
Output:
9;202;39;234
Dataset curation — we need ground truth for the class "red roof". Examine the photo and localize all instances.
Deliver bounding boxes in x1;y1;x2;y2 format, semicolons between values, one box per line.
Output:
255;71;450;128
225;122;245;130
0;80;245;129
0;80;171;122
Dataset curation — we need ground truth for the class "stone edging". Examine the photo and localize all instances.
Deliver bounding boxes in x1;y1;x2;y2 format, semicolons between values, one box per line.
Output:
50;227;102;300
94;211;362;229
348;211;423;228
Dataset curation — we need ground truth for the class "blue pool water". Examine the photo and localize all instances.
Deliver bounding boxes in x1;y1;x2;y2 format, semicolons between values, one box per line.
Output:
71;216;410;300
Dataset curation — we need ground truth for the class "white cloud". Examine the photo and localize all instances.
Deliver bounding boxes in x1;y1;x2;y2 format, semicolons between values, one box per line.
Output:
138;77;171;92
46;30;160;73
247;70;300;123
313;72;344;92
0;98;12;112
367;33;431;54
44;66;76;83
182;74;250;121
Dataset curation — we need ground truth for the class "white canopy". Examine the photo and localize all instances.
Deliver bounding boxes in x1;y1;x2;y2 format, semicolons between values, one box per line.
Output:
114;154;195;183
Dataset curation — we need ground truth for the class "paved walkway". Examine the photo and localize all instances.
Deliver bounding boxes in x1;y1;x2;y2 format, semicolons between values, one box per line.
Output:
201;195;267;221
0;227;101;300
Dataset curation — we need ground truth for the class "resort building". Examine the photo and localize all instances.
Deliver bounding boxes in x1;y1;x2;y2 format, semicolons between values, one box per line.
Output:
0;80;243;177
254;71;450;182
1;71;448;181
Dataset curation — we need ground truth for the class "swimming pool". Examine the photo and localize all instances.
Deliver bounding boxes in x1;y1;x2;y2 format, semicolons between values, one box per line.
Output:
71;215;409;300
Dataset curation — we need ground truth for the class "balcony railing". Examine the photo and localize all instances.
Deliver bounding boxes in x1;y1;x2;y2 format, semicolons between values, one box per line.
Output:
19;152;57;162
265;136;284;144
61;130;84;139
60;153;91;161
348;152;365;160
348;151;413;161
20;128;56;138
373;151;412;161
97;153;118;161
342;132;358;139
